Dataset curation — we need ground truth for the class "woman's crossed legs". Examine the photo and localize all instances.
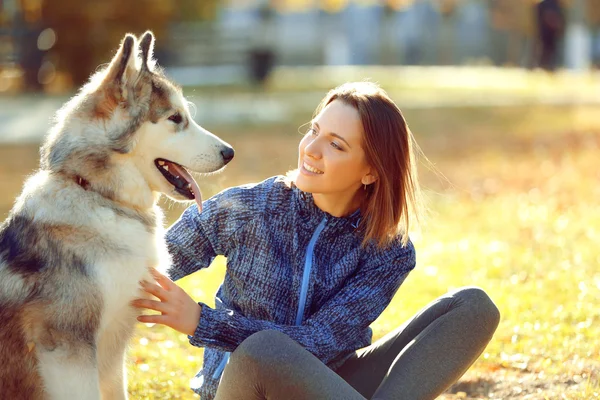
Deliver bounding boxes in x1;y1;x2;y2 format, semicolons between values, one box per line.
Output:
214;287;500;400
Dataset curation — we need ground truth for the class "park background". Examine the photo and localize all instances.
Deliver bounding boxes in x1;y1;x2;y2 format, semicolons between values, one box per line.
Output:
1;0;599;398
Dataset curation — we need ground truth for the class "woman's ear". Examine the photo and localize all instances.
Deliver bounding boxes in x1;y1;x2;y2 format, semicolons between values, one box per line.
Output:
361;173;378;186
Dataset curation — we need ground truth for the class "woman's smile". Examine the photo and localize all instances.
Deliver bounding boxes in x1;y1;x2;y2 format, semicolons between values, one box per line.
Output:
301;161;324;175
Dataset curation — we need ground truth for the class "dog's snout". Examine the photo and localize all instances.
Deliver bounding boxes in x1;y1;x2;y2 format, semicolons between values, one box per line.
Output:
221;147;234;165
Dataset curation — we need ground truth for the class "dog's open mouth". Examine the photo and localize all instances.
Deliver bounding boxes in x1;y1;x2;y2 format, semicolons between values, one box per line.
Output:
154;158;203;211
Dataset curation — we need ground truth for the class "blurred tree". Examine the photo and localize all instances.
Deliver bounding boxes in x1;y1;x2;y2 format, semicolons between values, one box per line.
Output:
437;0;460;17
40;0;177;87
383;0;415;12
542;0;600;26
490;0;536;66
176;0;219;21
15;0;45;91
585;0;600;26
490;0;535;38
319;0;348;13
435;0;461;65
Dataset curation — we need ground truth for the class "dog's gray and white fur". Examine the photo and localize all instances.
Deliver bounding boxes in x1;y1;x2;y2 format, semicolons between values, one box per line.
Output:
0;31;233;399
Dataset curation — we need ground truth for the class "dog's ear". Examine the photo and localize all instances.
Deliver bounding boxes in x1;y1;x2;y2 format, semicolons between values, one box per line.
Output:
139;31;155;73
104;34;137;86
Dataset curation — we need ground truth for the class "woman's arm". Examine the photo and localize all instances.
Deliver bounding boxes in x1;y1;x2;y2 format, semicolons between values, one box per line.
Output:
165;204;218;281
166;180;268;281
136;241;416;367
192;246;414;366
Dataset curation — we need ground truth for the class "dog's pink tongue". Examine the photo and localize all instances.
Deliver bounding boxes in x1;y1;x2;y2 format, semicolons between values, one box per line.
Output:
169;163;203;212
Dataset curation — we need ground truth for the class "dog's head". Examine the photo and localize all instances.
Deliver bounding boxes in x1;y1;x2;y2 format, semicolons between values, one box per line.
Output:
40;31;233;210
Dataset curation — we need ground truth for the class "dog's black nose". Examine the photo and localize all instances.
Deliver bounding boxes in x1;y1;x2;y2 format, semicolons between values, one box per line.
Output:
221;147;234;164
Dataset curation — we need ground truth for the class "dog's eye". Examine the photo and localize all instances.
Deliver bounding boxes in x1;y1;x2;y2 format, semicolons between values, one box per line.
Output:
168;112;182;124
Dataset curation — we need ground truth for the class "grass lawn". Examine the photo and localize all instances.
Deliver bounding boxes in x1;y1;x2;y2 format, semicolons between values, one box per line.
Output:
0;104;598;399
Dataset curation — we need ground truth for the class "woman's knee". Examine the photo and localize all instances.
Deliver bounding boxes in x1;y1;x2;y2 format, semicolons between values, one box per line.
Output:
230;330;296;368
452;286;501;330
218;331;295;398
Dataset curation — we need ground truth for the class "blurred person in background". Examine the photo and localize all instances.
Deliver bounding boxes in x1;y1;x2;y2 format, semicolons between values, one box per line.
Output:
593;29;600;67
247;3;276;87
14;14;45;92
535;0;566;71
133;82;500;400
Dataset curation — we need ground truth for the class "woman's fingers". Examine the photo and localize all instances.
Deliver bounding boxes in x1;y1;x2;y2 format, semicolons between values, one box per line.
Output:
137;314;169;324
150;268;173;289
131;298;168;313
134;270;199;335
139;280;168;300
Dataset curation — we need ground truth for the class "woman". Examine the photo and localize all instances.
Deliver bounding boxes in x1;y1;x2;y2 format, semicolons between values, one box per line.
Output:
132;82;500;400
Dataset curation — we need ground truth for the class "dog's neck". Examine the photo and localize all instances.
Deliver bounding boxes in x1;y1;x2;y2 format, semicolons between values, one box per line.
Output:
69;170;158;214
66;172;160;229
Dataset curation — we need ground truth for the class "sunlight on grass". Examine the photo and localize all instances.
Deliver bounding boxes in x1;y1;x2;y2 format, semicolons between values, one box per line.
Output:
130;104;600;399
125;105;600;399
1;103;599;399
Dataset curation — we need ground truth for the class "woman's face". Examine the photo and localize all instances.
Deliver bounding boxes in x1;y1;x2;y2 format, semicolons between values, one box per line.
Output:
295;99;373;198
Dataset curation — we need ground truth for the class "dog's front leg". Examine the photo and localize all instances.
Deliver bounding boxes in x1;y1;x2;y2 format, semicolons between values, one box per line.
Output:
37;342;101;400
97;315;136;400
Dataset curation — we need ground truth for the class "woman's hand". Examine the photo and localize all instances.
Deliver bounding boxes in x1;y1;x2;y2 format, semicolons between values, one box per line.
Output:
131;268;201;337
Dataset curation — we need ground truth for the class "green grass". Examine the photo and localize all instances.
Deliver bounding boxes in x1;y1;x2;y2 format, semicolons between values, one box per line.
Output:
1;104;599;399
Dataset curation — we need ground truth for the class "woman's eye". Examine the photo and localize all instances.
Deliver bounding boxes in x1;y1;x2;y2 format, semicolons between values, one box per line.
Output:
331;142;342;150
168;112;182;124
307;128;317;136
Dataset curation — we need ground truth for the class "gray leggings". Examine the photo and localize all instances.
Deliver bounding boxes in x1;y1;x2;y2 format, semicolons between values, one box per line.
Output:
214;287;500;400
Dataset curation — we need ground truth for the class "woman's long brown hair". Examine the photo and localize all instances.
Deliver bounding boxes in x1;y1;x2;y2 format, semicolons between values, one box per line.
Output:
314;82;423;248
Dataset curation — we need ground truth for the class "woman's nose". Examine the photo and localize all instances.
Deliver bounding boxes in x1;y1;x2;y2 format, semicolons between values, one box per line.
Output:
304;137;322;159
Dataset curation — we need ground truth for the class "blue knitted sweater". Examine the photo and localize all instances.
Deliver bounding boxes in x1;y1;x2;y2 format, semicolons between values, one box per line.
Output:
166;176;416;399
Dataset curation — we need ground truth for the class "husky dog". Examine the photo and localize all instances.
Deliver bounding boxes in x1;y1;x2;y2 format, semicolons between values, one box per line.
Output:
0;32;234;399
